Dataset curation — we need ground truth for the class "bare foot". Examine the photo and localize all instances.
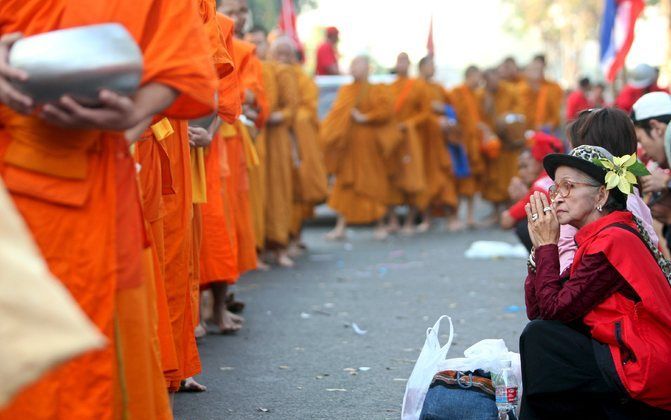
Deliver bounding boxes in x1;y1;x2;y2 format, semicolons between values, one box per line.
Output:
373;227;389;241
277;253;295;268
256;257;271;272
194;323;207;339
226;292;246;314
228;311;245;324
287;242;304;258
180;377;207;393
214;309;243;334
416;220;430;233
478;213;499;228
325;229;346;241
446;218;465;232
400;225;415;236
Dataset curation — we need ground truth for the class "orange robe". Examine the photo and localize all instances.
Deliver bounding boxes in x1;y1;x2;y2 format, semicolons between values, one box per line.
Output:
322;82;401;224
518;79;563;132
477;82;524;204
417;81;458;210
289;64;328;235
216;14;266;273
388;77;429;206
0;1;216;419
261;62;298;247
199;13;242;286
448;84;485;197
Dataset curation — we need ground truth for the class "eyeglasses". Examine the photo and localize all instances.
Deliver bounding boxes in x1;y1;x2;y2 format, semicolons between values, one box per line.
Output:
549;179;600;201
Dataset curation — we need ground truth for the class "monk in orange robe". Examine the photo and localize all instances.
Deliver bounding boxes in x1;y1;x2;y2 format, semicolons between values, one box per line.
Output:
322;56;401;241
0;0;217;419
517;57;563;133
255;38;300;267
287;56;328;254
218;1;266;277
198;13;245;336
499;56;524;89
448;66;485;229
387;53;429;235
415;55;458;230
476;68;524;224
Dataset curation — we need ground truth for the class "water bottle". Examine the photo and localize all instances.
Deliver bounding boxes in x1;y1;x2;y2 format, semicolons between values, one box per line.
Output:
493;359;519;414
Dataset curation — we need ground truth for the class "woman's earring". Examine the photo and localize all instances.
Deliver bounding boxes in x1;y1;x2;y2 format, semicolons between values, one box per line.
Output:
597;205;603;212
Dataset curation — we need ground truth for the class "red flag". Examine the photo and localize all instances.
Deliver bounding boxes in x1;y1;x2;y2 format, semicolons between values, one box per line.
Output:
279;0;300;46
427;15;435;56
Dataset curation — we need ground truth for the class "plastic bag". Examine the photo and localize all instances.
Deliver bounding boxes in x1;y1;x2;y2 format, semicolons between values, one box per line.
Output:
464;241;528;259
402;315;454;420
437;339;523;407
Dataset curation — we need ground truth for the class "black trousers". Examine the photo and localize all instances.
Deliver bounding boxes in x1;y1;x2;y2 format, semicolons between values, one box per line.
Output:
519;320;671;420
515;220;533;253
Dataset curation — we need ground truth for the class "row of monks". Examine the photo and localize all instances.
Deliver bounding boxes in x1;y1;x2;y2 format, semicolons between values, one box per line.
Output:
0;0;328;418
0;0;565;418
321;53;563;239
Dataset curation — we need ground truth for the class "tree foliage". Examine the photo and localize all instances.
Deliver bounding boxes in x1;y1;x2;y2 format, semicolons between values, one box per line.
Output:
248;0;317;32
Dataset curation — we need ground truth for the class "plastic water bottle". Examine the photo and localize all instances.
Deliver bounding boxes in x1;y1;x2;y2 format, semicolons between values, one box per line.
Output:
494;360;519;414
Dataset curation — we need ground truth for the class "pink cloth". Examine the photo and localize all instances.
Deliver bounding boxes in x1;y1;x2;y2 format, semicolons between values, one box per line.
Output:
558;191;658;273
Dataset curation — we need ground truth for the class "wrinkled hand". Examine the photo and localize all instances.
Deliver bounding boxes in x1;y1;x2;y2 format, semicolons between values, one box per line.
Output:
525;191;559;247
267;111;284;125
188;126;212;148
508;176;528;201
0;33;33;114
351;108;368;124
40;89;141;131
641;169;671;194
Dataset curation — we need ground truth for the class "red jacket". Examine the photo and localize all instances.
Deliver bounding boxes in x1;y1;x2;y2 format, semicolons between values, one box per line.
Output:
572;211;671;410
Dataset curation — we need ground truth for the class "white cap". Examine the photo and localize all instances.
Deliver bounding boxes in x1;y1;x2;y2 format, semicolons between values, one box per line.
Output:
629;64;657;89
631;92;671;122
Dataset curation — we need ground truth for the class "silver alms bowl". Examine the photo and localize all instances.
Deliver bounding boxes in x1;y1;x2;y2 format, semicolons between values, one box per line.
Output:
9;23;143;105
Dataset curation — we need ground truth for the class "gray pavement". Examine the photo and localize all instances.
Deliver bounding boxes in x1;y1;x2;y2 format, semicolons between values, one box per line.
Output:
174;223;529;420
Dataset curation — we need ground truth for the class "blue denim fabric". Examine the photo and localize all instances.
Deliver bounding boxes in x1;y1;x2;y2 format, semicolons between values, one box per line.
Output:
419;384;499;420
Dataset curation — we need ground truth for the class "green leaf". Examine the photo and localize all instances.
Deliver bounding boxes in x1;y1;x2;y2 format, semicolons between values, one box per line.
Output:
628;162;651;176
624;171;637;185
617;177;631;194
605;171;620;190
622;154;637;168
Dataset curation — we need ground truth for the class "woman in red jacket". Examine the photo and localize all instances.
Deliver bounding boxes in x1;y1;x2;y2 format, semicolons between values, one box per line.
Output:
520;144;671;419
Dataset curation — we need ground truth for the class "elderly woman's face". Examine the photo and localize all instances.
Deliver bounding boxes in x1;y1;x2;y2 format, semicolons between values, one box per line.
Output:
552;166;603;227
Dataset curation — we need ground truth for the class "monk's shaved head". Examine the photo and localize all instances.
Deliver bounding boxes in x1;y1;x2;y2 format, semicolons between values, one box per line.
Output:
483;67;500;91
270;36;296;65
395;52;410;77
418;55;435;79
246;25;269;59
350;55;370;81
219;0;247;36
464;65;482;89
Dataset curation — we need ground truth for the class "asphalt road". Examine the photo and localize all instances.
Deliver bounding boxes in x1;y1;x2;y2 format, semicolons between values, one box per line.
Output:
174;222;529;420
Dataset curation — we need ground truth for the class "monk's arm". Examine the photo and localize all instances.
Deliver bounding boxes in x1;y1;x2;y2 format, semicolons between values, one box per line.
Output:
274;69;299;124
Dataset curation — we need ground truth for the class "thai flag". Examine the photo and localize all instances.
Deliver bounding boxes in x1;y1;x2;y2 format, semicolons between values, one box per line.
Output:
279;0;300;47
599;0;645;82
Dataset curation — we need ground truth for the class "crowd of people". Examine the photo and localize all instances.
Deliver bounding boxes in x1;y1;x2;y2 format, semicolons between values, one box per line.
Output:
1;0;671;418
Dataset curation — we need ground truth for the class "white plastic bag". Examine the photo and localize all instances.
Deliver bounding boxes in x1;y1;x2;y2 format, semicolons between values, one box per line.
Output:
401;315;454;420
437;339;523;411
464;241;528;259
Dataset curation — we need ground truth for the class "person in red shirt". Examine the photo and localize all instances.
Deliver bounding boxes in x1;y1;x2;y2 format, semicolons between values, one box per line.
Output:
615;64;668;113
565;77;592;121
315;26;340;75
500;132;564;250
